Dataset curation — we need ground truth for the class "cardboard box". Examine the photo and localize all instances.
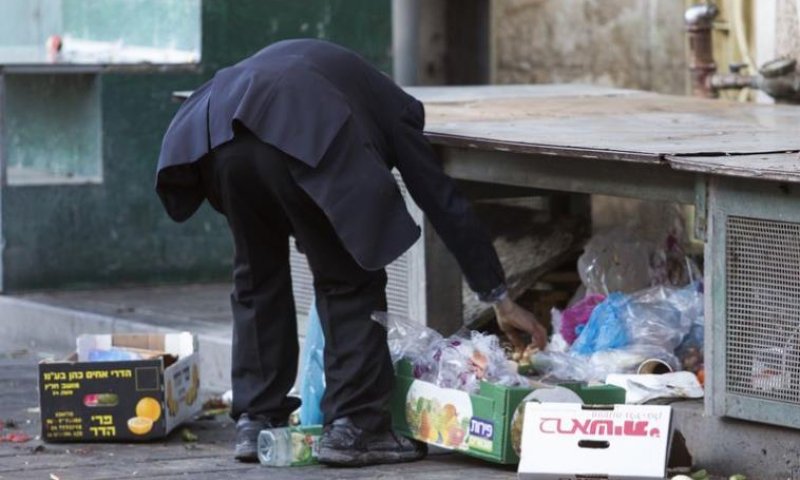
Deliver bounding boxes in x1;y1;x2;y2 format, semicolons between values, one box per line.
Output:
38;332;201;442
390;361;626;464
518;403;673;480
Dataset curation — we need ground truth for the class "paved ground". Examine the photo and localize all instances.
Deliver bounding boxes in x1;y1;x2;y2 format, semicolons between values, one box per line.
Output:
0;288;778;479
0;349;518;480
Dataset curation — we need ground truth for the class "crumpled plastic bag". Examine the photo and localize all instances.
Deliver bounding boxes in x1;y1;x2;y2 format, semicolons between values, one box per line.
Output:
372;311;443;366
531;284;702;383
577;220;700;295
420;331;529;393
570;292;630;355
674;284;705;373
374;312;528;394
571;285;698;356
552;293;605;346
532;344;681;383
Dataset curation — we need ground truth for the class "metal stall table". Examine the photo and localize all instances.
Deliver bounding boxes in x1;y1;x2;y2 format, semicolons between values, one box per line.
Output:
408;84;800;429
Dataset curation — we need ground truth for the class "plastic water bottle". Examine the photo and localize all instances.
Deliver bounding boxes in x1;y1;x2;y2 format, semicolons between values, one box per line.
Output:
257;426;322;467
258;428;293;466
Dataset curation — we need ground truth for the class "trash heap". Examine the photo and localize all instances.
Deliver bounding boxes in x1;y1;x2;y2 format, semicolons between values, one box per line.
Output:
375;312;529;394
534;217;704;386
380;210;706;397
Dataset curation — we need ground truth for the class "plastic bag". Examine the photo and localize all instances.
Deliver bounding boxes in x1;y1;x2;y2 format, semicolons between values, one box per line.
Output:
555;293;605;345
578;229;654;295
624;285;699;352
299;303;325;426
532;284;702;382
532;344;680;383
372;311;443;366
577;219;701;295
569;293;630;355
424;331;528;393
674;284;705;373
374;313;527;394
570;285;698;356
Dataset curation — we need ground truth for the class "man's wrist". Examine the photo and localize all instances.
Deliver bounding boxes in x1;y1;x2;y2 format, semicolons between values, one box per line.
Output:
478;284;508;304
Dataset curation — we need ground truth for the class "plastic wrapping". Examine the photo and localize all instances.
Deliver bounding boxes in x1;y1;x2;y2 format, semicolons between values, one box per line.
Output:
553;293;605;345
422;331;529;393
578;229;654;295
375;313;528;393
532;345;681;383
299;304;325;426
571;285;698;356
625;284;700;351
675;285;705;374
570;292;629;355
577;220;700;296
372;311;443;366
531;284;701;383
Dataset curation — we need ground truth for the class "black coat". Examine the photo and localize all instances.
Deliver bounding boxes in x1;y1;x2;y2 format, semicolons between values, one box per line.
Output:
156;39;505;297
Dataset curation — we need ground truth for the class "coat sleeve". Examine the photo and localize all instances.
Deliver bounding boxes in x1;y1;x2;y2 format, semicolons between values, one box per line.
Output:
393;99;506;300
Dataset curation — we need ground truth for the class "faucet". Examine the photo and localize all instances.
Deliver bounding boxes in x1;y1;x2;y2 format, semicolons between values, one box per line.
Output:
685;1;800;104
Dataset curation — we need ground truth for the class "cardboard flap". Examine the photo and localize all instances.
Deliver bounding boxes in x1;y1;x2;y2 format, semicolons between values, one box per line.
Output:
77;332;195;361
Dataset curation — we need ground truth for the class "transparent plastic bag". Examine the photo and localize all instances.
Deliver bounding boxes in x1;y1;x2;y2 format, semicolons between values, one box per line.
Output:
372;311;443;366
425;331;528;394
532;345;680;383
624;285;699;352
577;214;700;295
556;293;605;345
570;285;698;356
374;313;528;393
533;284;701;382
578;229;654;295
674;284;705;373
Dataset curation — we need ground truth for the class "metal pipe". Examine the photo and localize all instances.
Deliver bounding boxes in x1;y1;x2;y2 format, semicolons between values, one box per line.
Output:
685;3;720;98
710;73;758;91
392;0;420;86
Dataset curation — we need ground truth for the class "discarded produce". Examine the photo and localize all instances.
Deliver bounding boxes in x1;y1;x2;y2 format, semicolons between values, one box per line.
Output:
181;427;198;442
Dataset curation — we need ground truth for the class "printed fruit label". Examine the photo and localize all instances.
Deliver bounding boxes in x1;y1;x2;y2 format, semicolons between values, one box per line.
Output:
405;380;472;451
290;429;319;466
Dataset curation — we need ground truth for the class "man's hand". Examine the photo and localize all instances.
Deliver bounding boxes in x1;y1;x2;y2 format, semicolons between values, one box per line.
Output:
493;297;548;350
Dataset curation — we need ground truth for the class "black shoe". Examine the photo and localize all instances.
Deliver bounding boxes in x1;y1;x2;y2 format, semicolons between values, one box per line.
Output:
234;413;286;462
318;417;427;467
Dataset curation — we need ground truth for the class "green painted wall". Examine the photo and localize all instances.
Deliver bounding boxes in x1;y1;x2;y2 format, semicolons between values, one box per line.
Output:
62;0;201;52
1;0;392;291
5;74;101;181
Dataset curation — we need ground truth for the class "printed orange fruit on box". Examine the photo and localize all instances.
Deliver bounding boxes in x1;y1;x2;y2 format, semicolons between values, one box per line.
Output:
135;396;162;422
127;416;154;435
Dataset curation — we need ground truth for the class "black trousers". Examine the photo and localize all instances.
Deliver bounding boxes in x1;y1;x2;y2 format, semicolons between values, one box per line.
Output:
198;130;394;431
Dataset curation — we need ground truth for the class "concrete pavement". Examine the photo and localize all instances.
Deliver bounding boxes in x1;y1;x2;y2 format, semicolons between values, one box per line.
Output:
0;349;518;480
0;285;794;478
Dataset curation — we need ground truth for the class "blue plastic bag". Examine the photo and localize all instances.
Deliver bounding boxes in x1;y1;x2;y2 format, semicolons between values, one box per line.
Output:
569;292;630;355
299;302;325;425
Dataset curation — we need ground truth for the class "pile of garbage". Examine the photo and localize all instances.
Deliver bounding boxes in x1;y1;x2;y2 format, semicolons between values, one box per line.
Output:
532;216;704;385
374;312;529;394
377;211;706;398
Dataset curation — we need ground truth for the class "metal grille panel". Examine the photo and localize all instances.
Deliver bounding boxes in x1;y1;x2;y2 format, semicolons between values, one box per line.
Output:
290;249;410;318
726;216;800;404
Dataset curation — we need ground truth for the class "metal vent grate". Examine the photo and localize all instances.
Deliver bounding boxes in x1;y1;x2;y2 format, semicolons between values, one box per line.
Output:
726;216;800;403
290;249;410;318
